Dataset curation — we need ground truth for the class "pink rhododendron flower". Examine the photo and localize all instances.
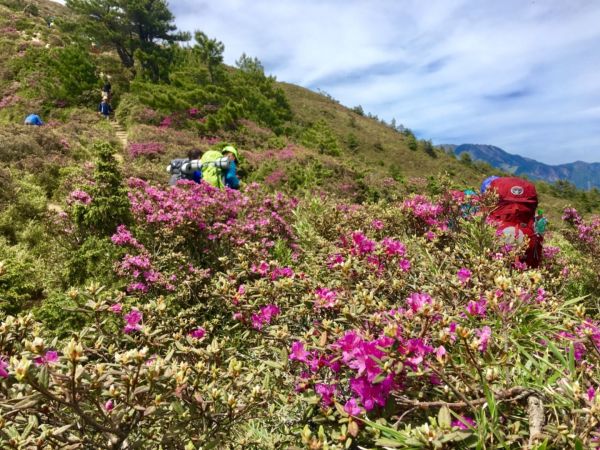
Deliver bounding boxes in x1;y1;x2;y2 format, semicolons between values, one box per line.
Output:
314;288;338;309
34;350;58;367
110;303;123;313
435;345;447;362
399;259;411;272
535;288;546;303
344;398;362;415
251;261;270;276
349;374;395;411
452;416;475;430
270;266;294;280
457;268;472;284
0;357;8;378
351;231;376;255
588;386;596;402
104;400;114;412
466;299;487;317
406;292;432;313
289;341;310;363
315;383;338;407
69;190;92;205
327;253;345;268
251;304;281;330
382;238;406;256
371;219;384;230
476;326;492;352
189;327;206;339
124;309;143;333
111;225;143;249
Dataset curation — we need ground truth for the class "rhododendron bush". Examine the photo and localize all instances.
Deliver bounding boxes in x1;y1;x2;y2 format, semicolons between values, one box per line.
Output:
2;171;600;448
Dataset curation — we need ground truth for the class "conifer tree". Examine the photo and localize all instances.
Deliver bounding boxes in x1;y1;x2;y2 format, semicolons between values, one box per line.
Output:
66;0;189;75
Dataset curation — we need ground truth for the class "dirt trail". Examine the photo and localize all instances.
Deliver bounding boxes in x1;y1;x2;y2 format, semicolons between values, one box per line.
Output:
112;122;127;164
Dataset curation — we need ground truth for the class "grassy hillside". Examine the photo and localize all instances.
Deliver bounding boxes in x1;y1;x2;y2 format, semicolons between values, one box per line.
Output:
1;1;600;449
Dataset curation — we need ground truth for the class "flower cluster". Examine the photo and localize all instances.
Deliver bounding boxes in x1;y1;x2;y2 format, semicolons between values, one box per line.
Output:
128;142;164;158
68;189;92;205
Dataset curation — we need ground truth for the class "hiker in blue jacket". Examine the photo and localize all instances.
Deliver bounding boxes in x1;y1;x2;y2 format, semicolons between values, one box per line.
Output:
24;114;44;126
99;99;112;119
222;146;240;189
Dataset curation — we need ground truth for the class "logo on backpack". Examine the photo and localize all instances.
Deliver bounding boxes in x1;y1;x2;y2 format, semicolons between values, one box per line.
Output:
510;186;524;196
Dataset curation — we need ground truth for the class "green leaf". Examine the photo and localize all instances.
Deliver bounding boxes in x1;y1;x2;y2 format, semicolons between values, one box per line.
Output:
438;405;451;429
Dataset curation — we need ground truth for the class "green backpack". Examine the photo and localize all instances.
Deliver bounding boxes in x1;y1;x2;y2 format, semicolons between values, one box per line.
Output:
200;150;225;188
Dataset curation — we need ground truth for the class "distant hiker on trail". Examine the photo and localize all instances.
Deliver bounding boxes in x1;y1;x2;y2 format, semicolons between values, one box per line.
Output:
483;176;543;268
24;114;44;126
101;80;112;101
167;149;204;186
167;145;241;189
99;99;112;119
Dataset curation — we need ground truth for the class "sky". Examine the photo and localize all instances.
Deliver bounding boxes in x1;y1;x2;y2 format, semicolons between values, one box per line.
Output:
167;0;600;165
54;0;600;164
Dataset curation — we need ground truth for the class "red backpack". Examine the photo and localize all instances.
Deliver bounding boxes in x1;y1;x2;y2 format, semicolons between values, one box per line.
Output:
488;177;543;268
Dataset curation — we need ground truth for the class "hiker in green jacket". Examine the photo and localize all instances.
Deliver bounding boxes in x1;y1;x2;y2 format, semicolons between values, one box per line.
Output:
178;145;240;189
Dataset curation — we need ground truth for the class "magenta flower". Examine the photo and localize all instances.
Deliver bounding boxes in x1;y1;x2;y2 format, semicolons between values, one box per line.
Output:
406;292;432;313
344;398;362;416
104;400;114;412
466;299;487;317
270;266;294;280
435;345;447;362
351;231;376;255
315;383;338;407
34;350;59;367
123;309;143;333
289;341;310;363
251;313;264;330
452;416;475;430
476;326;492;352
69;190;92;205
349;374;395;411
399;259;411;272
371;219;384;230
0;357;8;378
189;327;206;339
314;288;338;309
535;288;546;303
457;268;472;284
110;303;123;313
382;238;406;256
588;386;596;402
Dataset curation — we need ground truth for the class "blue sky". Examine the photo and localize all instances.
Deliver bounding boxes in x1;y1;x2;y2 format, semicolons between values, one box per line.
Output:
167;0;600;164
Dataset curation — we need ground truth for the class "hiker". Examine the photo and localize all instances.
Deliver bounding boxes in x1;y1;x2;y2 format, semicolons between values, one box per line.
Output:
99;99;112;120
484;176;543;268
166;149;204;185
24;113;44;126
102;80;112;101
169;145;241;189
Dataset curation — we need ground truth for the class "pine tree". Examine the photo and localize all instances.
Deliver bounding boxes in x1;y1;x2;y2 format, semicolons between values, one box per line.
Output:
66;0;189;75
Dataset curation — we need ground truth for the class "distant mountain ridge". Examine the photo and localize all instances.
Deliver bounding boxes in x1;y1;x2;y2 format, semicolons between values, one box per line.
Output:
451;144;600;190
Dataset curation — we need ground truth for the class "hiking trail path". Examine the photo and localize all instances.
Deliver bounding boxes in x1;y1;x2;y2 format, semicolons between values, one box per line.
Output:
46;121;127;214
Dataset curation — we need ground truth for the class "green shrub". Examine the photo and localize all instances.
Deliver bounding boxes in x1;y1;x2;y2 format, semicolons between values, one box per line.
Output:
300;119;341;156
0;174;47;243
0;239;44;314
72;142;132;237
